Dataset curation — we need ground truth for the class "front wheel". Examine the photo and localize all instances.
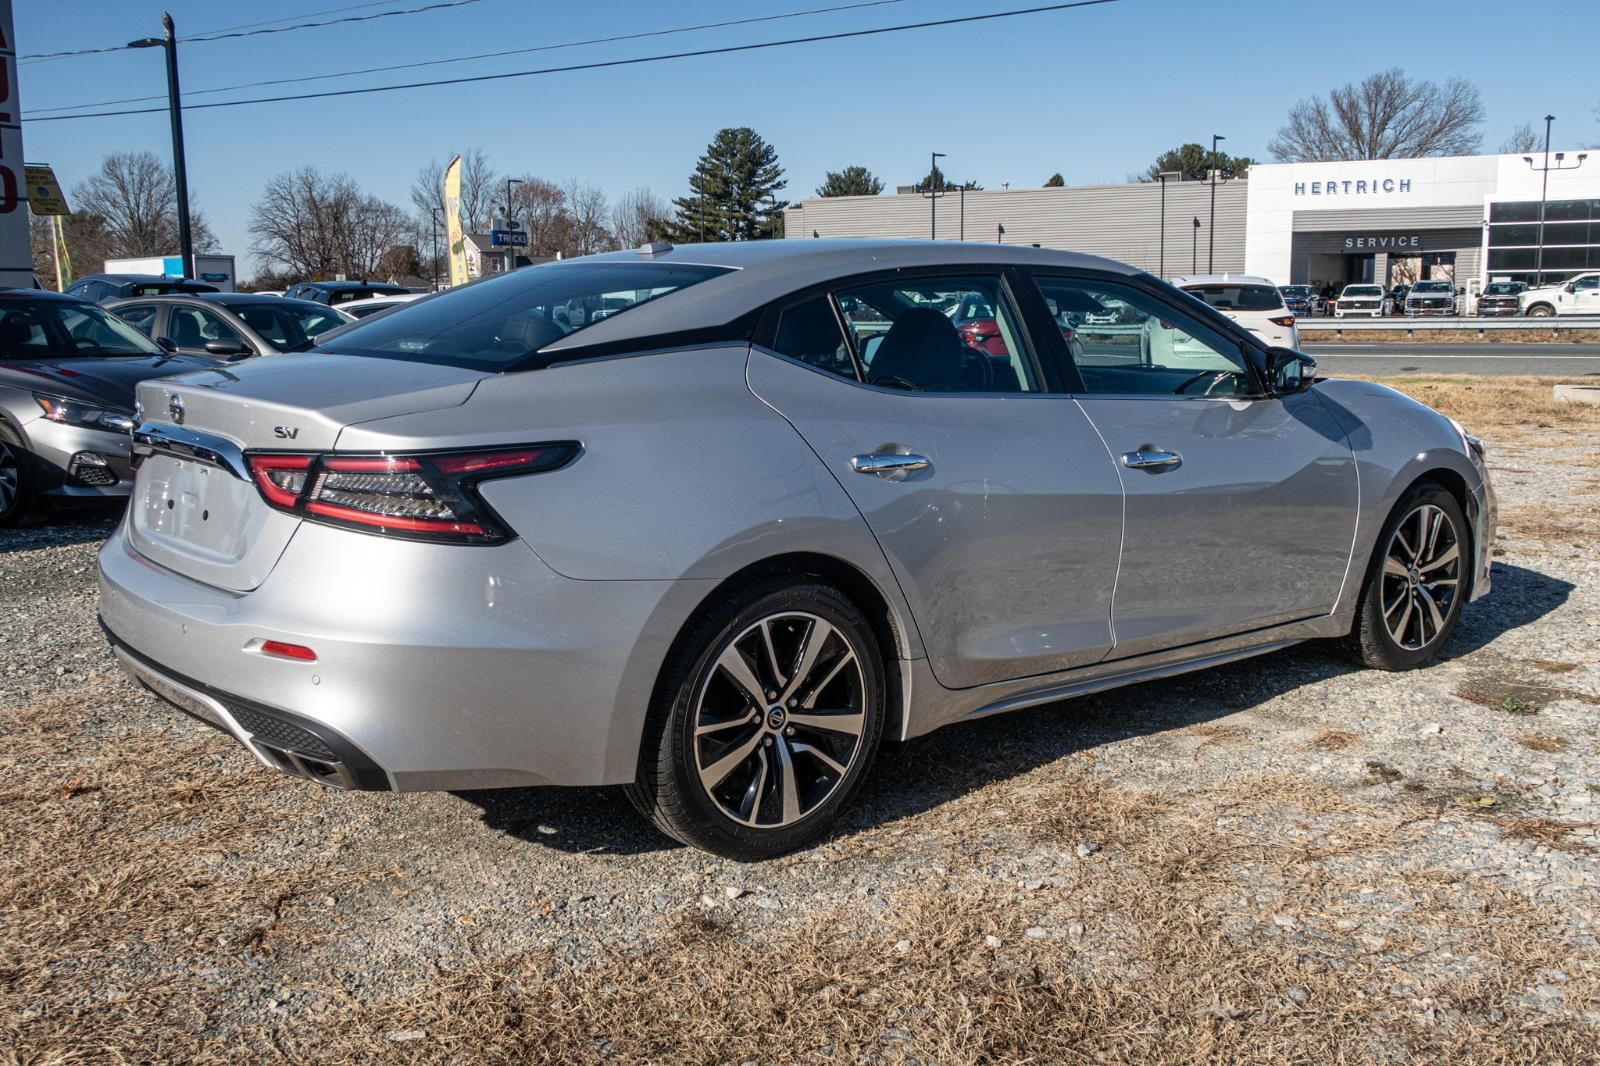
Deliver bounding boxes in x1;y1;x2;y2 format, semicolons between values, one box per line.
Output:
0;423;44;528
1526;304;1555;317
1346;483;1467;670
627;579;886;859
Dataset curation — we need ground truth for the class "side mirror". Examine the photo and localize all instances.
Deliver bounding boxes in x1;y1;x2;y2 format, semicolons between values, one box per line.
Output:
1563;283;1575;294
155;336;177;352
204;340;249;356
1265;346;1317;395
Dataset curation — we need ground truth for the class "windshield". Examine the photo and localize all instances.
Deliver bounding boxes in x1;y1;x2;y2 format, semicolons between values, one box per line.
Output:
225;300;351;352
1279;286;1312;297
1181;283;1284;311
328;286;408;305
1484;283;1523;295
319;261;731;371
1412;281;1453;293
0;297;164;358
1343;286;1383;298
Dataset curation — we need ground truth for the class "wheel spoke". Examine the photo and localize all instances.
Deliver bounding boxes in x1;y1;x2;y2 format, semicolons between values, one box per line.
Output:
1417;584;1446;638
699;729;764;791
715;645;767;709
1388;593;1414;644
1420;543;1458;573
780;619;835;702
1383;556;1410;578
774;736;801;824
788;709;865;737
696;712;754;737
758;619;787;689
800;651;854;709
738;747;769;824
789;739;848;777
1423;507;1443;560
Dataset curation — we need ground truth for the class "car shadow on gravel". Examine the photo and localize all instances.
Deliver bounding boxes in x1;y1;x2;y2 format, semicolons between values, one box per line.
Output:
452;561;1572;857
0;505;121;553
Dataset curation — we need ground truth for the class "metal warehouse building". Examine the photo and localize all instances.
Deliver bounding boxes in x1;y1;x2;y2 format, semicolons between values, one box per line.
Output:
785;150;1600;295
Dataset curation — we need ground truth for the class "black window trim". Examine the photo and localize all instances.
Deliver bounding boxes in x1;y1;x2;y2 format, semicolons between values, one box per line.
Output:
751;263;1060;397
1023;269;1274;400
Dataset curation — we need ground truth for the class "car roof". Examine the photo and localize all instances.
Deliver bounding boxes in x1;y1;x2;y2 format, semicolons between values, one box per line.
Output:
1168;273;1276;287
78;273;207;285
0;287;88;302
295;279;406;290
105;293;337;313
537;238;1142;355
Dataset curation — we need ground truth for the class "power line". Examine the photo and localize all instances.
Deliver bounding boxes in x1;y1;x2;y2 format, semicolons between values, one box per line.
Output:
19;0;482;63
189;1;416;38
27;0;1119;123
29;0;909;116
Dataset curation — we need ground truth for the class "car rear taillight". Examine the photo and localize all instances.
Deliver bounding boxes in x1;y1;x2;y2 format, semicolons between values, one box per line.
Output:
244;444;579;544
1269;315;1296;327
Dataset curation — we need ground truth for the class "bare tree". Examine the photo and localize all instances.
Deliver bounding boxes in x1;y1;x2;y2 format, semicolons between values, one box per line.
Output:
508;176;568;256
1268;69;1484;161
563;180;616;257
72;151;215;258
1500;123;1541;154
248;167;409;281
410;148;499;232
612;186;670;248
30;210;117;288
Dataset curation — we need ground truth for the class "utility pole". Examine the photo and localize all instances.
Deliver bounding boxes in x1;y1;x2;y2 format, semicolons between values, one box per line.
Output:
129;13;193;278
503;176;522;273
1208;134;1225;273
430;208;443;291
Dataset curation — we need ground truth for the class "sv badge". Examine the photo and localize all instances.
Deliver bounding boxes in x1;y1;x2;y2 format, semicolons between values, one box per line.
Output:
273;426;300;439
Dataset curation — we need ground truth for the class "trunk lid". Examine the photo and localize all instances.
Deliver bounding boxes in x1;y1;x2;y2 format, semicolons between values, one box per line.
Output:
127;354;487;592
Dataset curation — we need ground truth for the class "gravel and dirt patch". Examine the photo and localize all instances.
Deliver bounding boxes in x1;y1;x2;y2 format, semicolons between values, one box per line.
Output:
2;378;1598;1063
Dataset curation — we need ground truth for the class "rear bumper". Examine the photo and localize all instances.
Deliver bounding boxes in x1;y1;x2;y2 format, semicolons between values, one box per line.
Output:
97;517;707;790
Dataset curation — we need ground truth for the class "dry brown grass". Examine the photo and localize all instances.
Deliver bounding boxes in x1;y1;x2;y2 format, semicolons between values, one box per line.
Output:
1305;728;1358;752
1493;817;1596;854
1500;500;1600;547
1516;734;1571;754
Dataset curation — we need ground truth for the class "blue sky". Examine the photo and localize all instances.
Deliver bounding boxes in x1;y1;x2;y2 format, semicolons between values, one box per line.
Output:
16;0;1600;277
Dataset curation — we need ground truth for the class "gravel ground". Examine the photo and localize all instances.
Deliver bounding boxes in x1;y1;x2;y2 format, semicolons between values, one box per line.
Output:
2;379;1598;1063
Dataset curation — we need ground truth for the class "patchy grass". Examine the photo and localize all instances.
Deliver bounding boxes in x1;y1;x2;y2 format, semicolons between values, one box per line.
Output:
1352;375;1600;444
1307;728;1358;752
1516;734;1571;754
1494;817;1596;854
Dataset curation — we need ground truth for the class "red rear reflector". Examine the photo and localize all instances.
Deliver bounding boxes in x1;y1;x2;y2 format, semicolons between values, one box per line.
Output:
260;640;317;662
431;449;554;475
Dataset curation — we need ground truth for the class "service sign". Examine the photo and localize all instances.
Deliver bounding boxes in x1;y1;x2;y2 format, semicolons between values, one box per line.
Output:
24;163;69;215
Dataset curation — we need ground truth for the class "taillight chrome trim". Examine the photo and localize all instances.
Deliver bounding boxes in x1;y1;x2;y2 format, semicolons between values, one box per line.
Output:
244;442;581;545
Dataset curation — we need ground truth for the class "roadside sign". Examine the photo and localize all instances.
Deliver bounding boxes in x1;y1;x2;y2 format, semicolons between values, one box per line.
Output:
24;163;69;215
490;217;527;247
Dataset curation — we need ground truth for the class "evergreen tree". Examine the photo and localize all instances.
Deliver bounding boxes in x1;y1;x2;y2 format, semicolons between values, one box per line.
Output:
917;165;980;192
671;128;788;241
1139;144;1255;183
1043;173;1066;187
816;165;885;197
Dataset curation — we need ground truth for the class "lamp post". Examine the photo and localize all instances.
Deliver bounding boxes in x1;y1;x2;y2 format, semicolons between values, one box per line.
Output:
1156;170;1181;279
1522;116;1588;286
997;223;1005;244
919;151;947;240
128;14;193;279
1192;216;1200;273
1208;133;1225;273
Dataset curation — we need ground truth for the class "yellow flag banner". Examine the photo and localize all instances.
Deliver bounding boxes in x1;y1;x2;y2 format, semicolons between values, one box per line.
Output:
443;155;468;288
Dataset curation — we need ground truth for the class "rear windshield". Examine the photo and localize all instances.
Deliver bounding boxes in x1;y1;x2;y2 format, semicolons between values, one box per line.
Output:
1279;286;1312;297
1484;282;1523;295
1181;283;1283;311
328;286;408;305
318;261;730;371
1343;286;1383;297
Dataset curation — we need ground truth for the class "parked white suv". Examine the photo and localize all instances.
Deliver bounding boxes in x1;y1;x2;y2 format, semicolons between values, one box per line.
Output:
1169;274;1300;349
1520;272;1600;317
1334;284;1388;318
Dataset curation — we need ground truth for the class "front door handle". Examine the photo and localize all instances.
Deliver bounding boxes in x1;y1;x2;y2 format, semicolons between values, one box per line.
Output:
1122;448;1183;471
851;451;930;481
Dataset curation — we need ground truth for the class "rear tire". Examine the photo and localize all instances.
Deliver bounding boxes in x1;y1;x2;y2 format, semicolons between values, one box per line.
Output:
626;577;885;860
1345;482;1467;671
1526;304;1555;317
0;423;44;528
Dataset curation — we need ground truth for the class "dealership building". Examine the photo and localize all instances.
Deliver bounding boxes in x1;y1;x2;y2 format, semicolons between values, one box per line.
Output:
784;150;1599;293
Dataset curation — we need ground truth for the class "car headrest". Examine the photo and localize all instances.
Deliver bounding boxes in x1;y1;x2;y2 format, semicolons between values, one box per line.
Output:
869;307;964;388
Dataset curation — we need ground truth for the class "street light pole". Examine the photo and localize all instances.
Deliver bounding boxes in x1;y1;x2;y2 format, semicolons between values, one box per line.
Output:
129;13;193;279
1192;216;1200;273
921;151;946;240
1208;133;1225;273
503;177;523;273
1523;117;1589;287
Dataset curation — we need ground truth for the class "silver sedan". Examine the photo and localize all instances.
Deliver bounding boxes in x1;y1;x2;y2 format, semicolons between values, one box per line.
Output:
98;240;1495;858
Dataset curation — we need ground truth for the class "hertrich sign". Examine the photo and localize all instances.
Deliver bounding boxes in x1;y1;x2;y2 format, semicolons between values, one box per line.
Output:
1295;178;1413;196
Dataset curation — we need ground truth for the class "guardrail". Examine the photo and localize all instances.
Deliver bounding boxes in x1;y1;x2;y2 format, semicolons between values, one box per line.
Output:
1300;316;1600;334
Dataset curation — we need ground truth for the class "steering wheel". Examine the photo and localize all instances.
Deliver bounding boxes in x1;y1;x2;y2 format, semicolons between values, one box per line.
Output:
958;346;995;392
869;374;924;392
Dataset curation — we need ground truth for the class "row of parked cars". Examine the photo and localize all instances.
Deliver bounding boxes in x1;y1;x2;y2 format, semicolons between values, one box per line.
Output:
0;276;421;525
1280;273;1600;319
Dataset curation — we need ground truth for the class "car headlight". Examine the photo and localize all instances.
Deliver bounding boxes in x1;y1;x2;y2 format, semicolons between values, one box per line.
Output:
33;393;136;433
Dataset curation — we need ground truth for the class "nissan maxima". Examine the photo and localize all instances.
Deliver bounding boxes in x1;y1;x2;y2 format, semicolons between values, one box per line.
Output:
98;241;1495;859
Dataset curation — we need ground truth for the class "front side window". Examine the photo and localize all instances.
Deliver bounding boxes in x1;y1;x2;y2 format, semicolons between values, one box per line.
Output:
832;274;1038;393
1575;275;1600;291
320;261;729;371
1033;276;1255;398
0;298;164;358
168;306;245;349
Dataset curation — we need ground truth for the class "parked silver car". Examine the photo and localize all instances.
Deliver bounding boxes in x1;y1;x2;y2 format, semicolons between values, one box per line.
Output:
98;240;1496;858
106;293;352;359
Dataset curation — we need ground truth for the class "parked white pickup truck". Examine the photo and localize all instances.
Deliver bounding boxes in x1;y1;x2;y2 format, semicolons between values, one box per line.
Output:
1521;272;1600;316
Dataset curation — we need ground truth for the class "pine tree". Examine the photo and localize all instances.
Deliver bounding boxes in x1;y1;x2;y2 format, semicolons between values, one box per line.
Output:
1044;173;1066;187
671;128;788;242
816;165;884;197
917;165;980;192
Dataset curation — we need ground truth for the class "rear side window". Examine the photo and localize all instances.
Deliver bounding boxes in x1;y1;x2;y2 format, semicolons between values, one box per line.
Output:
115;303;159;336
320;261;730;371
772;297;857;379
1181;284;1283;312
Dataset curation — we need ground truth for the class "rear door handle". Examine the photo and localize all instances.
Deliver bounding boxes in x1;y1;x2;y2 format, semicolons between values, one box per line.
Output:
851;451;930;481
1122;449;1183;471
